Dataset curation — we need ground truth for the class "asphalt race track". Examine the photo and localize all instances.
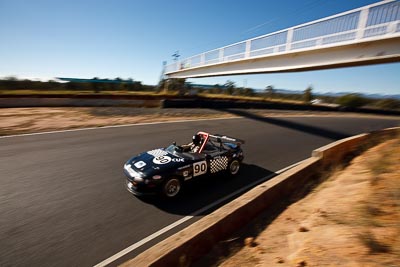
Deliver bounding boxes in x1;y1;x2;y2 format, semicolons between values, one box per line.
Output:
0;113;398;266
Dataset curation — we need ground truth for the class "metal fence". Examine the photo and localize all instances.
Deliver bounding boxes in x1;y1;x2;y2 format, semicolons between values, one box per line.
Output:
165;0;400;74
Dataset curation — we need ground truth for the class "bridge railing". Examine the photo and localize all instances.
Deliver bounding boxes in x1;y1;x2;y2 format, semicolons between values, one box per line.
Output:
165;0;400;74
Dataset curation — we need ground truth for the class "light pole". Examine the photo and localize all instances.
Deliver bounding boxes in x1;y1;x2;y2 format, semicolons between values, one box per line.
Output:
172;51;180;62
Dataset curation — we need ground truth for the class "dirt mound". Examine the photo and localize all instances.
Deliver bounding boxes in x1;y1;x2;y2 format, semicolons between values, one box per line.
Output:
201;137;399;267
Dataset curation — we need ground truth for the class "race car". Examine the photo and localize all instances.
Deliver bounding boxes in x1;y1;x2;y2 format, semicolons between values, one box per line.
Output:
123;131;245;198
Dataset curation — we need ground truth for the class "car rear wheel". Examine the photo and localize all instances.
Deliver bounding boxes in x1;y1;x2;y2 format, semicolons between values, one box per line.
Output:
163;177;181;198
228;160;240;175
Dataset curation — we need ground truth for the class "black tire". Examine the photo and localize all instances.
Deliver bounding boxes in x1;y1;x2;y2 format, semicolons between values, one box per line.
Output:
162;177;181;198
228;159;240;175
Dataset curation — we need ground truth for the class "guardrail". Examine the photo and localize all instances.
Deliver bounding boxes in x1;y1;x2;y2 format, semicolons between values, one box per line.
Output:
165;0;400;74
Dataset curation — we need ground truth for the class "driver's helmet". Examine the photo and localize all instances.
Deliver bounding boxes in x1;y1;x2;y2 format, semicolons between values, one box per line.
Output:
192;134;201;145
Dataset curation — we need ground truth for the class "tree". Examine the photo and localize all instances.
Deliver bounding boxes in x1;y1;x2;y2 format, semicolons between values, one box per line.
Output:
157;79;167;93
162;78;186;94
374;98;400;110
126;81;143;91
224;80;236;95
211;84;223;94
303;86;313;103
5;76;18;81
243;88;254;96
336;93;369;108
265;85;275;98
92;77;100;93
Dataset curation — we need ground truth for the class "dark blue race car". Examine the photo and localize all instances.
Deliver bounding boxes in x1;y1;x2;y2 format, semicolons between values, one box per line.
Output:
123;131;245;198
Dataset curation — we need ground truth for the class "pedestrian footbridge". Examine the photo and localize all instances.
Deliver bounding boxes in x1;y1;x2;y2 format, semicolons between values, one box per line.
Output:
165;0;400;78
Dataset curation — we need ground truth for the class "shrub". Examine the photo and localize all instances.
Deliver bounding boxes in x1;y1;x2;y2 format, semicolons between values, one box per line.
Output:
336;93;370;108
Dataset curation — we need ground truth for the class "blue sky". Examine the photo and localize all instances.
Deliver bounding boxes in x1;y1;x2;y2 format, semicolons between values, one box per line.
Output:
0;0;399;95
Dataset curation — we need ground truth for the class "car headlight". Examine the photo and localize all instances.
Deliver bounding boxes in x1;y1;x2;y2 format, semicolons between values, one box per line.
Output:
133;176;144;182
124;164;143;181
152;175;162;180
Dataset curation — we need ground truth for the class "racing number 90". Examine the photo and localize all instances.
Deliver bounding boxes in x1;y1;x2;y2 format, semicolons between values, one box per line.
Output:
193;161;207;177
153;155;172;165
156;156;169;164
194;163;206;173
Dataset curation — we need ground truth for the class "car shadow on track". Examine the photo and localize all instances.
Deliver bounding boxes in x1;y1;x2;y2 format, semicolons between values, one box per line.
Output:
220;109;349;140
138;163;275;216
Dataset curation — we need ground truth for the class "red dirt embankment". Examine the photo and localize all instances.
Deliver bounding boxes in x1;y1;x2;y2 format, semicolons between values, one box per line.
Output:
204;137;399;267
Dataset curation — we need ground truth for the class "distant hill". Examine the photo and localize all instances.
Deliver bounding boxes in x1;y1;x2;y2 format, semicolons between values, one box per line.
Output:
316;91;400;100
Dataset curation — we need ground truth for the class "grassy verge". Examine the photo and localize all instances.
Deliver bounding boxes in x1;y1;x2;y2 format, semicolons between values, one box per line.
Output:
358;137;400;256
0;90;305;105
198;93;304;104
201;135;400;267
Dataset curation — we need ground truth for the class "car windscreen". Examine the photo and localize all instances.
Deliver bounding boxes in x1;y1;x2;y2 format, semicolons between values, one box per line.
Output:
165;145;180;154
165;145;188;157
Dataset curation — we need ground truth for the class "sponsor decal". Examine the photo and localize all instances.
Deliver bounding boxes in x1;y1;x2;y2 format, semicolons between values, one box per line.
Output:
184;175;193;181
193;160;207;177
183;171;189;177
172;158;184;163
153;156;172;164
134;161;146;168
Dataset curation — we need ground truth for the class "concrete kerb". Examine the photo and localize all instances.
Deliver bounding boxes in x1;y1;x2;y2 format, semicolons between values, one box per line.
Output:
121;127;399;267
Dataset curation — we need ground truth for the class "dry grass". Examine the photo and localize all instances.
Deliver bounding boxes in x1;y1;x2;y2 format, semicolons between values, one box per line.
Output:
368;139;397;184
210;136;400;267
1;107;383;137
1;90;305;106
358;231;391;254
198;93;304;104
0;107;237;136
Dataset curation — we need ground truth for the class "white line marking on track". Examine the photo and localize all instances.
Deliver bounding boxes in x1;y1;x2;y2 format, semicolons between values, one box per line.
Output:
93;159;306;267
0;117;239;139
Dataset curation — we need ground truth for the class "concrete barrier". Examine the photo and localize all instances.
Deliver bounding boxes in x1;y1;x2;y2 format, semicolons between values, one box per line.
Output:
161;99;400;116
2;96;400;116
122;127;399;267
312;133;369;169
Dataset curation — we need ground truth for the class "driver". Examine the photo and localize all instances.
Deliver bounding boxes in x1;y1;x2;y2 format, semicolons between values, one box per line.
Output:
182;134;202;153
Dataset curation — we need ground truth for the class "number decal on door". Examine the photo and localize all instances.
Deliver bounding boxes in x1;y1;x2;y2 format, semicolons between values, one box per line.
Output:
193;161;207;177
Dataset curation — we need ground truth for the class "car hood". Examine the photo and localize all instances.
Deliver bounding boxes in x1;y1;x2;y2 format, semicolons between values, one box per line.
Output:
125;148;187;177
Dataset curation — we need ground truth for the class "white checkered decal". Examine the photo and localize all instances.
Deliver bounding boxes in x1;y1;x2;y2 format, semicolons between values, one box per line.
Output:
210;156;228;173
147;149;168;157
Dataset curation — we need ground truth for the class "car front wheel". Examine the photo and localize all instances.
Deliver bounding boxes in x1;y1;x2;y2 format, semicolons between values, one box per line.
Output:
228;160;240;175
162;177;181;198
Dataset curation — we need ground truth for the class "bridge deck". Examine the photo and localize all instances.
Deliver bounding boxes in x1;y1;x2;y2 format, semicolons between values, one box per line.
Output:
165;0;400;78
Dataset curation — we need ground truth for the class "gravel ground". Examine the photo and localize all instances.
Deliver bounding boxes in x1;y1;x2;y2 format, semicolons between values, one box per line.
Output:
0;107;397;136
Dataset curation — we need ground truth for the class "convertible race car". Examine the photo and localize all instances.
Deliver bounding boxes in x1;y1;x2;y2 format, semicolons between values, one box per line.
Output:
123;131;245;198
